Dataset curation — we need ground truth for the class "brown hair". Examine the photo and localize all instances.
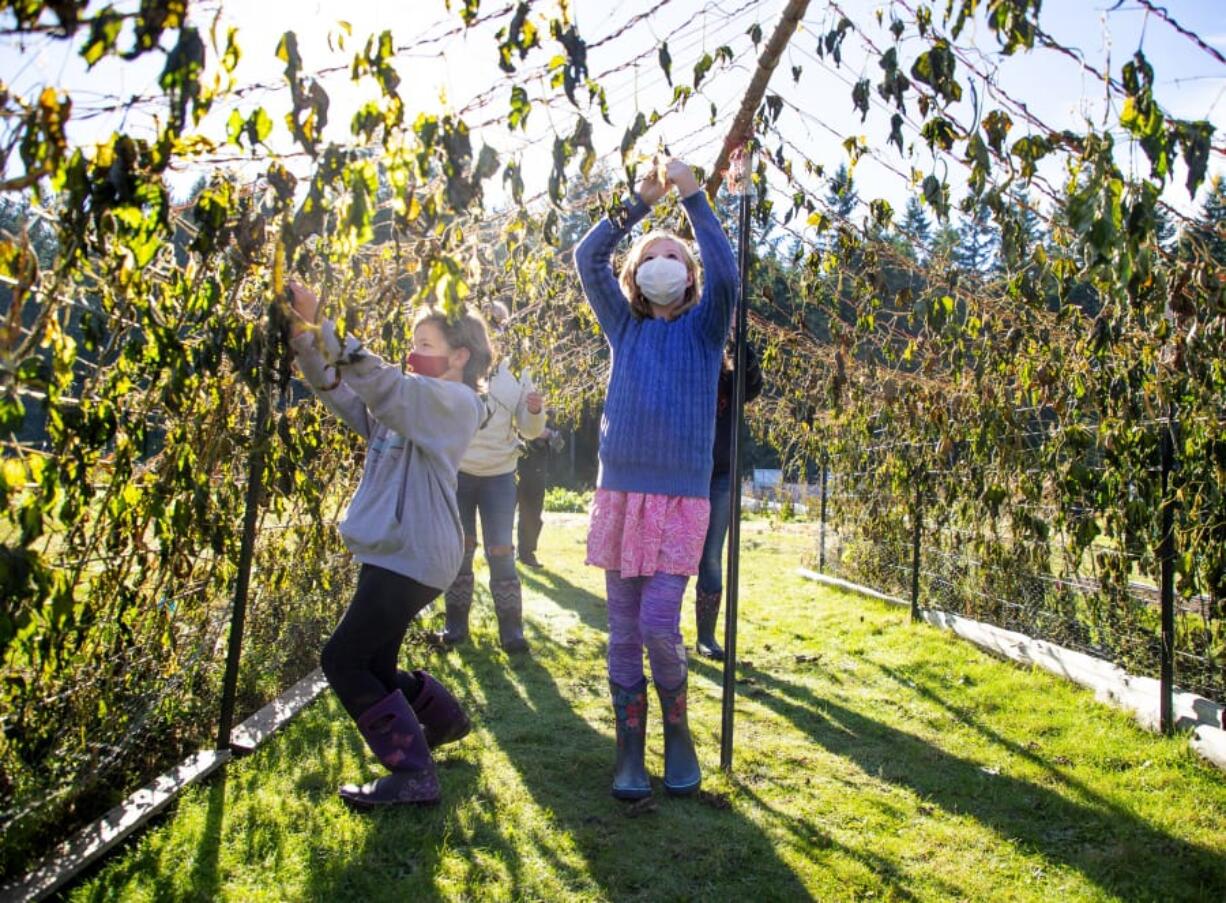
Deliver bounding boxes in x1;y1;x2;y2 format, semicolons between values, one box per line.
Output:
412;306;495;391
618;231;702;320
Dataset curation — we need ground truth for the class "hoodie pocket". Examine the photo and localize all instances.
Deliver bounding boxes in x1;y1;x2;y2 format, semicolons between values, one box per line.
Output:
340;432;407;556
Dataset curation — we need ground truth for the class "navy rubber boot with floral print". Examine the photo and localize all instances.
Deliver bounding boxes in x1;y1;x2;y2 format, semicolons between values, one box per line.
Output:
609;679;652;800
656;677;701;796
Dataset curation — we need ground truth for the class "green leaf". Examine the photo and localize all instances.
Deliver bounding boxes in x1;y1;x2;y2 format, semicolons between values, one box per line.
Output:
921;174;950;221
475;144;500;181
887;113;905;154
80;7;123;67
1011;134;1052;181
693;53;713;90
982;109;1012;155
920;116;957;152
619;111;647;163
248;107;273;146
509;85;531;131
659;41;672;87
226;109;244;146
870;198;893;228
1173;119;1214;197
910;40;961;106
852;79;870;123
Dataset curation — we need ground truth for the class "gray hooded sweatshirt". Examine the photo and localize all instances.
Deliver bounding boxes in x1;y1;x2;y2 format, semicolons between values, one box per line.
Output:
291;320;484;591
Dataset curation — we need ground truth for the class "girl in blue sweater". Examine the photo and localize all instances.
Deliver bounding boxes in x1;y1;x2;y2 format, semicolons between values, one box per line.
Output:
573;158;738;799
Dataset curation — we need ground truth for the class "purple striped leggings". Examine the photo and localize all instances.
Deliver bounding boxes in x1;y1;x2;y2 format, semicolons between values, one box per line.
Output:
605;569;690;690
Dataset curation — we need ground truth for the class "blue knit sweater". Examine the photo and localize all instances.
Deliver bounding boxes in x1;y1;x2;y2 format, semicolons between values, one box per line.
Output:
574;192;738;498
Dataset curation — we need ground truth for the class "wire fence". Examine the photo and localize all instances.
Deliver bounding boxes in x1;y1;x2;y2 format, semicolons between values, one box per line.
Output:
0;322;361;881
801;422;1224;711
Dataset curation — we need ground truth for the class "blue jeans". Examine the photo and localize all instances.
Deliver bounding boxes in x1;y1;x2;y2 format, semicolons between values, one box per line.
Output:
456;470;519;582
697;470;732;594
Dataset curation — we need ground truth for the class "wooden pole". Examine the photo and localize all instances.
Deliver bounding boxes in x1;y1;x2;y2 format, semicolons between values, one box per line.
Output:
704;0;812;197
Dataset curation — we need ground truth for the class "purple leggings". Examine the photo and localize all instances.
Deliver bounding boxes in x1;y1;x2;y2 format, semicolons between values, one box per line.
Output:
606;570;690;690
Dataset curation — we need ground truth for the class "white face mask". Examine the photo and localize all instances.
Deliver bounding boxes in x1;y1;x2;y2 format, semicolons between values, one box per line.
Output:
635;257;689;307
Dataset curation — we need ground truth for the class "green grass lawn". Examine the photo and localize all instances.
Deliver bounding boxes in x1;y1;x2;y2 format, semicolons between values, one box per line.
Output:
71;516;1226;902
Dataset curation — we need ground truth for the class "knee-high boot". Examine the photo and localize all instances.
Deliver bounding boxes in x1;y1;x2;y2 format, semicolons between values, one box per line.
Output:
490;575;529;653
338;689;440;808
396;670;471;749
655;677;701;796
439;549;475;645
695;589;725;661
609;679;651;799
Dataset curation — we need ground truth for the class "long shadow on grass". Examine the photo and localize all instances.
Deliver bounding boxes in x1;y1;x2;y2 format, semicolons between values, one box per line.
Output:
519;568;607;633
75;769;229;902
445;622;814;897
729;781;972;901
868;660;1156;806
182;769;225;900
691;658;1226;902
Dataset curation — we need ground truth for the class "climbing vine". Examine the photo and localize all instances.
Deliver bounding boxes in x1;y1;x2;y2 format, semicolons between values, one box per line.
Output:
0;0;1222;878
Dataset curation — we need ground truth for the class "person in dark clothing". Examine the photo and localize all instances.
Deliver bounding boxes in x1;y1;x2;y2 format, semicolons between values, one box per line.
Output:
517;418;564;568
694;343;763;660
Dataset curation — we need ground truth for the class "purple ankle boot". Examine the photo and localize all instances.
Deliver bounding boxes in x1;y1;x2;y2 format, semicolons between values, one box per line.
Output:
339;689;440;809
400;669;471;749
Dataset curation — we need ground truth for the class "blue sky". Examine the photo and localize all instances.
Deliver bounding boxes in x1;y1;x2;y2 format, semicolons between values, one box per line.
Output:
2;1;1223;230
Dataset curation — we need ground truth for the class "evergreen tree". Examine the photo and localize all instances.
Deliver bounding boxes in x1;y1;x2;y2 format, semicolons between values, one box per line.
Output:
1152;201;1177;252
896;195;932;261
954;200;997;272
825;163;859;221
1182;174;1226;266
930;222;960;262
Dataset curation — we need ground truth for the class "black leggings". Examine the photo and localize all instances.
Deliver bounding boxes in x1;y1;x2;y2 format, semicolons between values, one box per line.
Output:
320;564;439;720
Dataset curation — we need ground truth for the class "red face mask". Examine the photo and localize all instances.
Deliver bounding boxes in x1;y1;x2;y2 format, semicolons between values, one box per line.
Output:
407;351;450;378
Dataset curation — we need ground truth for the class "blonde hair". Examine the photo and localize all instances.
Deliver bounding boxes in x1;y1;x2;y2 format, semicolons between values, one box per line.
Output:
412;306;495;391
618;231;702;320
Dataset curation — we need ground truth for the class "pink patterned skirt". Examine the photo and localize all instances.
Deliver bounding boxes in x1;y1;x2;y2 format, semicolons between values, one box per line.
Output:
585;489;711;578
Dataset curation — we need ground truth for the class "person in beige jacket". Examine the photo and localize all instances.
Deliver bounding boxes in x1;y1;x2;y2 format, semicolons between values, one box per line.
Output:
440;301;546;652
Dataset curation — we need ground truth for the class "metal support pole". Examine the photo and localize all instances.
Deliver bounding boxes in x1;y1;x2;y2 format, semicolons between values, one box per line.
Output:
217;358;276;749
1159;404;1177;735
720;144;754;773
818;457;829;572
910;479;923;623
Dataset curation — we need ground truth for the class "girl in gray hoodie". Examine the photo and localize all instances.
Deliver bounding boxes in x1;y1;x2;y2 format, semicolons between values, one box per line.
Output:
288;282;491;808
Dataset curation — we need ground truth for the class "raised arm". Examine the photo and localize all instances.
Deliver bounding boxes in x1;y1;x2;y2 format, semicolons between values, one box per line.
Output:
331;333;481;465
287;283;479;461
572;196;650;346
290;325;373;439
682;190;739;346
515;374;546;440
